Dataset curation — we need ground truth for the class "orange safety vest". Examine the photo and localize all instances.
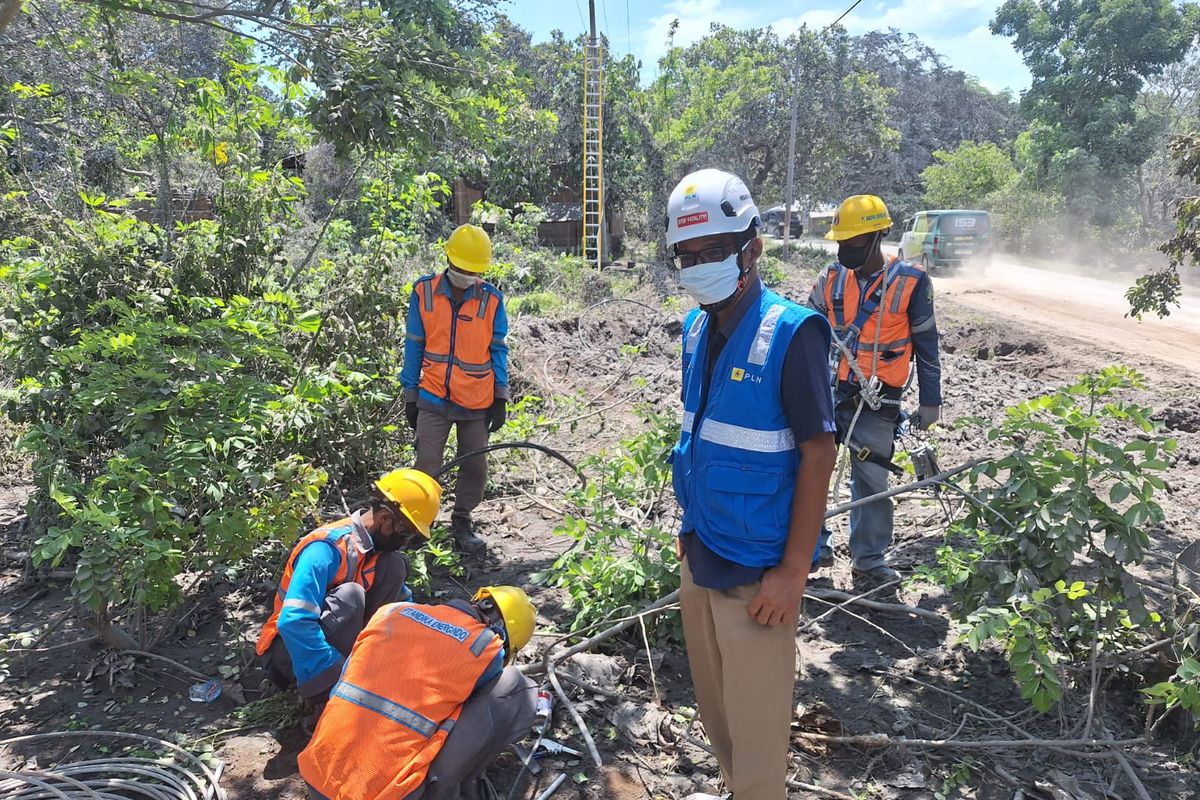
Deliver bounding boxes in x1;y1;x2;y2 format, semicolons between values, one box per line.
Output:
416;273;500;411
255;518;378;657
821;258;923;389
298;602;505;800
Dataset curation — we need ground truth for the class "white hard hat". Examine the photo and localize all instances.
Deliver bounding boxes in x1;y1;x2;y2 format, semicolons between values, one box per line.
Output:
665;168;761;247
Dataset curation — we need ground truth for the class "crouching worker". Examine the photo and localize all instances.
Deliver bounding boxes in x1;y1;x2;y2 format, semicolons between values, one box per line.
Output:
255;468;442;702
298;585;539;800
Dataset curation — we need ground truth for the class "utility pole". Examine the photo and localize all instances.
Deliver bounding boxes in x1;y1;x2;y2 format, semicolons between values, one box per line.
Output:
782;51;800;259
582;0;606;267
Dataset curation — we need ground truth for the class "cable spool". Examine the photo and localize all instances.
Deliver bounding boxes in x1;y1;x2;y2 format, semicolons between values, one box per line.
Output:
0;731;225;800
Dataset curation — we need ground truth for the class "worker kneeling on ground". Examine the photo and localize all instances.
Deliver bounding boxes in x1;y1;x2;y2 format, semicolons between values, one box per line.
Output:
808;195;943;589
401;223;510;554
298;585;539;800
667;168;837;800
256;468;441;702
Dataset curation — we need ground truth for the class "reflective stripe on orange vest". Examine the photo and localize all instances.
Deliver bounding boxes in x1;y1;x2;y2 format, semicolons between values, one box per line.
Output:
822;259;922;389
255;518;377;657
297;602;505;800
417;273;499;410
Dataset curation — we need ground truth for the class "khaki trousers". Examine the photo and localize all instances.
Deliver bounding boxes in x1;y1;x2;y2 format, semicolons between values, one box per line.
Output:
414;410;489;517
680;560;799;800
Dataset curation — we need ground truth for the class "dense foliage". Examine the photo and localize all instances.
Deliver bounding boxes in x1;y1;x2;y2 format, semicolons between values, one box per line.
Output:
926;367;1194;720
2;0;1199;653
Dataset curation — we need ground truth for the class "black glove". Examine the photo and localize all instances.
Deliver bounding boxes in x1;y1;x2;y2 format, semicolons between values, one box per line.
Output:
913;405;942;431
405;402;419;431
487;399;507;433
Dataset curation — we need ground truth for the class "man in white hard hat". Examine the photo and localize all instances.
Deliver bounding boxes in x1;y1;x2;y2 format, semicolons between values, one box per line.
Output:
665;168;838;800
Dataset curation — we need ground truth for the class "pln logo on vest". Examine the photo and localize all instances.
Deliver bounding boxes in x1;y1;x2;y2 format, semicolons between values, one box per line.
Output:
730;366;762;384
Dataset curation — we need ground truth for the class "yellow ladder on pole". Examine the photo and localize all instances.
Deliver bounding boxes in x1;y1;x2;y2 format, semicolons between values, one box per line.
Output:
582;39;604;267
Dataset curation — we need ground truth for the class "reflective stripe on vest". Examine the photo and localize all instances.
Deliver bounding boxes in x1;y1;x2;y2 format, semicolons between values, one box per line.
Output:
255;518;377;657
684;405;794;453
821;260;920;389
747;304;786;366
469;628;498;657
332;681;439;737
297;602;504;800
672;289;821;569
416;273;499;410
685;313;706;356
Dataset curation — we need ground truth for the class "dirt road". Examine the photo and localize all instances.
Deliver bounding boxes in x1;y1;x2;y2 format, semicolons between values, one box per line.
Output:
935;256;1200;376
805;239;1200;376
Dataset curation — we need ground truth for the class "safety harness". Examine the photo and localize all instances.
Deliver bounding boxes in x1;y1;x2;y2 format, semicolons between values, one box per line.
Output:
828;259;910;491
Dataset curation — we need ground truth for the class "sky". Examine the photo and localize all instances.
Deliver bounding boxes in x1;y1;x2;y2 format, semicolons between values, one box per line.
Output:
504;0;1032;94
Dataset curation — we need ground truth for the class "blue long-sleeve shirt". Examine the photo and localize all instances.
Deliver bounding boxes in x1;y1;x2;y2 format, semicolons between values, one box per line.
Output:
275;514;413;697
807;260;943;407
277;538;348;694
400;271;509;420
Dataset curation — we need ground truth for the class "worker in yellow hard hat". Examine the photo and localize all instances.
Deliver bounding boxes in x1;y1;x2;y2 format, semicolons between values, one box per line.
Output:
809;195;944;590
401;223;510;553
299;585;540;799
256;467;442;705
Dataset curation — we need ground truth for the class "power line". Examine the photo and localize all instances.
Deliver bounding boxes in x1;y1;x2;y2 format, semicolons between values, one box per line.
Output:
626;0;631;56
823;0;864;32
601;0;611;46
573;0;586;32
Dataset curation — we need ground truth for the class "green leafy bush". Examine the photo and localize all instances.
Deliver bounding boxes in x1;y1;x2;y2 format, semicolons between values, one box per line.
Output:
538;408;681;640
925;367;1175;712
1;170;410;632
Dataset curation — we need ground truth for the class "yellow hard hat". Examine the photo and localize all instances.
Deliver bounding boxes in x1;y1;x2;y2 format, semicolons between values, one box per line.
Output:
374;468;442;538
825;195;892;241
473;585;536;660
444;224;492;273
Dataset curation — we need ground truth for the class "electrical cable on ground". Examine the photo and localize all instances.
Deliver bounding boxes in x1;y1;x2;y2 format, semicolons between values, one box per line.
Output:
430;442;586;489
0;731;226;800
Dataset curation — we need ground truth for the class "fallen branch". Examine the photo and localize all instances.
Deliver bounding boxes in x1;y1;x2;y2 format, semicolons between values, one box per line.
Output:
803;593;922;660
823;458;990;520
556;671;622;699
522;590;682;676
799;580;900;631
546;662;602;768
9;587;47;612
1115;749;1153;800
794;731;1146;751
1;549;73;580
785;779;857;800
123;649;211;682
5;636;100;655
806;587;942;622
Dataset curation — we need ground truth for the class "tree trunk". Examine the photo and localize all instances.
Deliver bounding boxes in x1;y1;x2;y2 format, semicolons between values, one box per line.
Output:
1136;163;1152;229
0;0;22;33
154;128;174;259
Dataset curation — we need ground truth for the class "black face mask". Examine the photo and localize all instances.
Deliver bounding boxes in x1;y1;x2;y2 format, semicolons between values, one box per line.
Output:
838;232;880;270
374;507;416;552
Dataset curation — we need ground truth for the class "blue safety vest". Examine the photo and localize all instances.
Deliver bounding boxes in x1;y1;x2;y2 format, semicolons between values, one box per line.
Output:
671;289;827;567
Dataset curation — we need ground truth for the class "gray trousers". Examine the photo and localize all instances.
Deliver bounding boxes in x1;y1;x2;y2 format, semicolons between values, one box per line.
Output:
831;400;899;572
262;550;408;699
414;410;489;518
403;667;537;800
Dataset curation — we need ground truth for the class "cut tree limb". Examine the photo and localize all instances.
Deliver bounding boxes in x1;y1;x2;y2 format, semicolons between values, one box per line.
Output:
795;731;1146;751
806;588;942;622
1115;749;1153;800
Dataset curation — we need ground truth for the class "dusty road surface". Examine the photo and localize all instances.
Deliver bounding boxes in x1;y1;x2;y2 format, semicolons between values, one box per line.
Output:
805;239;1200;376
934;256;1200;376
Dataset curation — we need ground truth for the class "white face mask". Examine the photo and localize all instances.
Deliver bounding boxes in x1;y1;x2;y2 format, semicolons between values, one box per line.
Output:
677;252;741;306
445;268;476;290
